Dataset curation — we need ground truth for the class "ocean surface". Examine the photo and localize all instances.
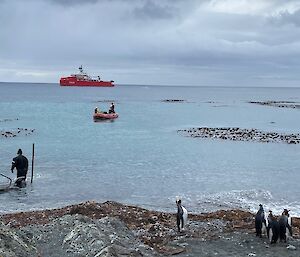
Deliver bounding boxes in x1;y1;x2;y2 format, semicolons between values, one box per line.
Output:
0;82;299;216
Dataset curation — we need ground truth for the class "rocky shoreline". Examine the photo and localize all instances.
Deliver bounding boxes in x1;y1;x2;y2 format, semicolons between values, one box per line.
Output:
178;127;300;144
1;201;300;256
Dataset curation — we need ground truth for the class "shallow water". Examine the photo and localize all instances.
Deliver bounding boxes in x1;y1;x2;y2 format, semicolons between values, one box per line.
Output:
0;83;299;216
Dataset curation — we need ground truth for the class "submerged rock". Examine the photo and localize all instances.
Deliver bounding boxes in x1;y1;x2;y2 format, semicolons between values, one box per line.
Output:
161;99;186;103
0;118;19;123
0;128;35;138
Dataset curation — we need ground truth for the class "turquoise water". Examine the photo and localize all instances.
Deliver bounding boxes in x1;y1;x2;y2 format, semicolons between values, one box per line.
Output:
0;83;300;215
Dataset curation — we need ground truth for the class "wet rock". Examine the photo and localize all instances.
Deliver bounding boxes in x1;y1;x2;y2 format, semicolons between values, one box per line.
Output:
287;244;296;250
0;222;37;257
0;118;19;123
1;202;300;256
249;101;300;109
161;99;185;103
178;127;300;144
19;214;161;257
0;128;35;138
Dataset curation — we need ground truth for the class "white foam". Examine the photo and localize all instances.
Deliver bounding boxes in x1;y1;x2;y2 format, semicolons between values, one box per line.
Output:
175;189;300;217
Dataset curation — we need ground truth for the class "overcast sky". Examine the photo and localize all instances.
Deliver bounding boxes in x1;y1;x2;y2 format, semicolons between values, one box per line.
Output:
1;0;300;86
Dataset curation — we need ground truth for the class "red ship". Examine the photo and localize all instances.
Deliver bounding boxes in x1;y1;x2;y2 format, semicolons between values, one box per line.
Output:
60;66;114;87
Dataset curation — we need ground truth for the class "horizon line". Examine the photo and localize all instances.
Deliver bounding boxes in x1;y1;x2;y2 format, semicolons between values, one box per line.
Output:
1;81;300;89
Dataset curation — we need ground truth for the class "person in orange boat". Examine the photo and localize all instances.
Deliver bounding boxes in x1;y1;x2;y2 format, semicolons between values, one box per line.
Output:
94;107;103;114
109;102;115;113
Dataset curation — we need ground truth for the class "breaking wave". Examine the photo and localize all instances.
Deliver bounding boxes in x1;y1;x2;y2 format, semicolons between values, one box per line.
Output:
177;189;300;217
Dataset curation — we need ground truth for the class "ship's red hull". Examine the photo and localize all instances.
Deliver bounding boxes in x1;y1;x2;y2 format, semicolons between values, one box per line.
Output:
60;77;114;87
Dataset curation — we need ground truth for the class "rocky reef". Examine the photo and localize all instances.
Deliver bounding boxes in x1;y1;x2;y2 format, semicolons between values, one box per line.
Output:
249;101;300;109
95;100;117;103
1;201;300;256
0;118;19;123
0;128;35;138
178;127;300;144
161;99;186;103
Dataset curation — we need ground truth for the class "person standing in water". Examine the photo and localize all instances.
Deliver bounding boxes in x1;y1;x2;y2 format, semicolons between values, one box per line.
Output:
11;149;28;187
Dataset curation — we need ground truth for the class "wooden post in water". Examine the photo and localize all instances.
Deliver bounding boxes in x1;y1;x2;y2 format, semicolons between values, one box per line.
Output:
31;143;35;184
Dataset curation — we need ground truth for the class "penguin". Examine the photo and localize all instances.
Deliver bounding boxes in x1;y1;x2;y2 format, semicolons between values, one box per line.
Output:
176;198;188;232
268;214;280;244
261;209;269;236
182;205;188;228
287;213;292;239
266;210;273;239
255;204;266;237
278;209;292;243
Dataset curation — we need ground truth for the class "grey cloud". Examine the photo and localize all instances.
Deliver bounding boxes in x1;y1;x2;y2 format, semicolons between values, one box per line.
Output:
1;0;300;86
133;1;176;20
49;0;100;5
269;9;300;27
48;0;187;6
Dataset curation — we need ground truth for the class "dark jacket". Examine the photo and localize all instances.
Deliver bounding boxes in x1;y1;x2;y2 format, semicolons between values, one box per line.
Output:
11;154;28;178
